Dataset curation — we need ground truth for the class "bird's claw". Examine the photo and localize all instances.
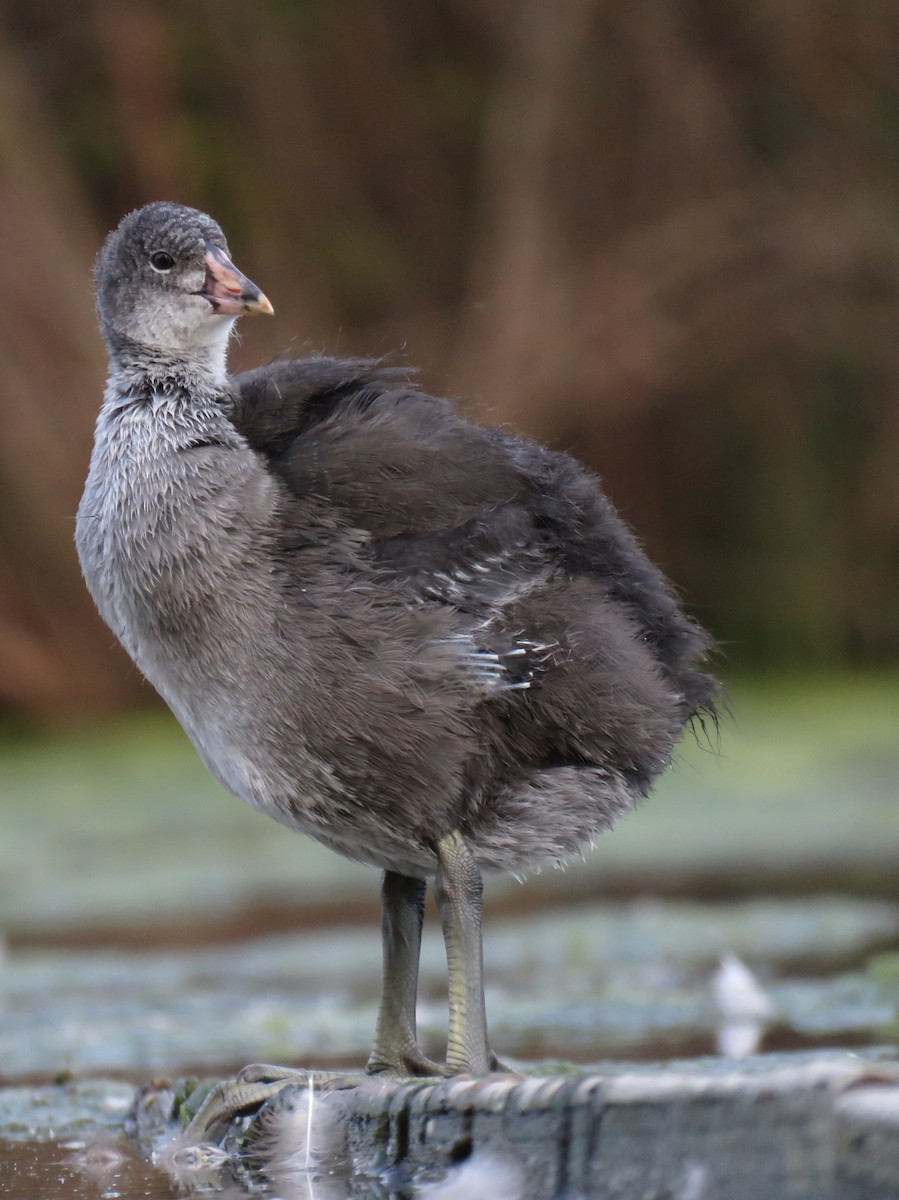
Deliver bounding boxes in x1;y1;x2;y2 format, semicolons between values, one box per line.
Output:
180;1064;357;1141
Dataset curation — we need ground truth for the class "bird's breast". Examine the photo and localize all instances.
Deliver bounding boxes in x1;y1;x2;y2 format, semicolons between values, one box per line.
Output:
76;400;286;709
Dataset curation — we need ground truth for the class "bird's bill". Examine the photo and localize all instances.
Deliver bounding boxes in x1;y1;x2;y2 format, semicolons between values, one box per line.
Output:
199;242;274;316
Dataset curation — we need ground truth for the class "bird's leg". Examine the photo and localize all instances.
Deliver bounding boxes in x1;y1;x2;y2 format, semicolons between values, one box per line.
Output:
182;872;437;1141
435;829;504;1074
367;870;442;1076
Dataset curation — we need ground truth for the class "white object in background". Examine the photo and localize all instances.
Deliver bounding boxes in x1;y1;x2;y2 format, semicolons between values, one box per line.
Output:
713;952;774;1059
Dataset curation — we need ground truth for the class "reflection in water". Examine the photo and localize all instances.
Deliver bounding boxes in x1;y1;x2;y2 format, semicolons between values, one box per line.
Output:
3;1123;705;1200
0;1136;538;1200
6;1134;354;1199
67;1139;131;1189
207;1177;350;1200
1;1137;179;1200
154;1135;231;1191
149;1076;353;1198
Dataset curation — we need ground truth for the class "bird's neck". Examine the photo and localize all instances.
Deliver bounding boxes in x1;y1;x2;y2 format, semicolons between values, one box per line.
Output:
103;326;233;400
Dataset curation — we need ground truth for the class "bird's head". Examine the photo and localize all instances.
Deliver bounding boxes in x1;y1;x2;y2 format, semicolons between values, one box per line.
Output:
95;201;273;366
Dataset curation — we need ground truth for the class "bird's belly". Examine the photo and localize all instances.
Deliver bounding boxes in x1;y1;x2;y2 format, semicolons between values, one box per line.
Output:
156;662;438;878
140;649;309;814
191;715;437;878
183;713;288;814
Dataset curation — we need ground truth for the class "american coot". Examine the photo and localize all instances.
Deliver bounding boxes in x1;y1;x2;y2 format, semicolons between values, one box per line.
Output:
77;202;716;1112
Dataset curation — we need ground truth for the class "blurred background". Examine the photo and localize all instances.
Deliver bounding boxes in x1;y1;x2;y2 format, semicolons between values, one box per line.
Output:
2;0;899;720
2;0;899;1114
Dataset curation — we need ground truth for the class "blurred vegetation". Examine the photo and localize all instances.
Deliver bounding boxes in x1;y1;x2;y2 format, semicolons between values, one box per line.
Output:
1;0;898;719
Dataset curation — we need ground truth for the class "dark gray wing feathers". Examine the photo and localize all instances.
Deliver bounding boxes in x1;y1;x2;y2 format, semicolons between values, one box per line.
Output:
229;355;715;716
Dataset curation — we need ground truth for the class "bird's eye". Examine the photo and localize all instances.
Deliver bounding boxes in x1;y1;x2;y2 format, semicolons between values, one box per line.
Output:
149;250;176;272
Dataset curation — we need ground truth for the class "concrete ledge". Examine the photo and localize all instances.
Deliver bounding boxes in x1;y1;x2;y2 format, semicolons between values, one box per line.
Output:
837;1083;899;1199
327;1059;899;1199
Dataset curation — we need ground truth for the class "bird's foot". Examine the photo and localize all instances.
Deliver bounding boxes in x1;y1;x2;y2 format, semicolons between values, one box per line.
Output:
180;1063;360;1142
444;1048;520;1077
365;1047;445;1079
488;1051;519;1075
180;1049;518;1142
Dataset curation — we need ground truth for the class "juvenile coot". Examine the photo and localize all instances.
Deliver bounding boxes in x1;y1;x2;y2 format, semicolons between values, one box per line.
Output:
77;202;716;1093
